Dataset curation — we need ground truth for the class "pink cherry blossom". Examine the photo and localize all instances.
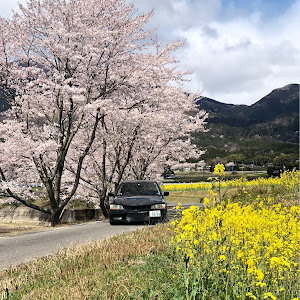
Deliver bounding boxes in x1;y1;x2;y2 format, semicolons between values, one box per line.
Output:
0;0;207;224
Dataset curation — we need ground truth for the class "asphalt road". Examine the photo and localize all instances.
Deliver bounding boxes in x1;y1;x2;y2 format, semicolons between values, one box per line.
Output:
0;202;201;271
0;220;143;271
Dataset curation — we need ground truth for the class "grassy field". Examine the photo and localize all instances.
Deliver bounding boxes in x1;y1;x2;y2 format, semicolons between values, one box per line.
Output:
171;170;268;183
1;224;176;299
165;189;209;204
1;170;299;299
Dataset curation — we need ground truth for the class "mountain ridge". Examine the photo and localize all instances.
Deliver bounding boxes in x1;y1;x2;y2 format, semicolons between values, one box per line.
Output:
196;83;299;133
197;83;299;122
193;83;299;163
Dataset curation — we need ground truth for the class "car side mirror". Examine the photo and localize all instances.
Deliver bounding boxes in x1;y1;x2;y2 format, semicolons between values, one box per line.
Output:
163;191;169;196
108;192;114;197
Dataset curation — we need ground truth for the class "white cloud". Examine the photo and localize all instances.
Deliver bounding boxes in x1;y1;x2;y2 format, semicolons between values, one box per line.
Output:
1;0;299;105
172;0;300;104
128;0;222;39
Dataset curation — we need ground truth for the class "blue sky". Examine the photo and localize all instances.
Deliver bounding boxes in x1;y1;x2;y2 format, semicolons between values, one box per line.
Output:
223;0;294;15
0;0;299;105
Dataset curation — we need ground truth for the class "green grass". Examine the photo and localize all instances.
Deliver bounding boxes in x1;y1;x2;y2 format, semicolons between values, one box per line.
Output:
0;224;179;300
173;171;268;183
165;189;209;203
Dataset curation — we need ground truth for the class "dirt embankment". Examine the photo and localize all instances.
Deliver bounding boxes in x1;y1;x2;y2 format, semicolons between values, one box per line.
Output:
0;223;47;236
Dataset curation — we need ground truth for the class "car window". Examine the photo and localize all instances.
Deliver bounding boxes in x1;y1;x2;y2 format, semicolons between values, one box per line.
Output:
116;182;161;196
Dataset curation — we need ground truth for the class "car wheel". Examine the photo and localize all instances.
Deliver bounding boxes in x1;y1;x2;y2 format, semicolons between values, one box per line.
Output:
109;219;118;225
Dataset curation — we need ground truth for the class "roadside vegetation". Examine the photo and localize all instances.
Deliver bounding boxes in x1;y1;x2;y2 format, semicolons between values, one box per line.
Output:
1;169;299;299
172;170;269;183
162;168;299;206
0;223;46;237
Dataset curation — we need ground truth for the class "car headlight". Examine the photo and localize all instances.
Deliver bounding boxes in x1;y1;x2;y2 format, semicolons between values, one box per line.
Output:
151;203;166;209
110;204;124;210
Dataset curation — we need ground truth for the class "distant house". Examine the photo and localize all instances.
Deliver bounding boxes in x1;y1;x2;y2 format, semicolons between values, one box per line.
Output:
225;162;235;171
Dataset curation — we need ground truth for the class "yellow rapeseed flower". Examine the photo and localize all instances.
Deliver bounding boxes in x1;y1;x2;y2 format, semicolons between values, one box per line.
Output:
256;269;264;281
171;198;299;298
246;292;257;299
219;255;226;262
264;292;277;299
214;163;225;176
168;170;299;299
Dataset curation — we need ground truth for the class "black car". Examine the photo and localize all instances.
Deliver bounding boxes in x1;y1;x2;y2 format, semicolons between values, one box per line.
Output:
108;180;169;224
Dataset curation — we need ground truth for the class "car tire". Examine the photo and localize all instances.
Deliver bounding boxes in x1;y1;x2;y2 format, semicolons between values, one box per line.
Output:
109;219;117;225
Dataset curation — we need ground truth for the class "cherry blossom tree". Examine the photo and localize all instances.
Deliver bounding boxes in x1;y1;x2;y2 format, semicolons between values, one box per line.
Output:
127;101;207;181
54;38;207;217
0;0;208;224
75;81;207;216
64;107;140;215
0;0;164;225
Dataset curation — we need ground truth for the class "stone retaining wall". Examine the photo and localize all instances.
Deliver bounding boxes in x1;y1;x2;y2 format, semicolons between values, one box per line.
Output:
0;206;100;225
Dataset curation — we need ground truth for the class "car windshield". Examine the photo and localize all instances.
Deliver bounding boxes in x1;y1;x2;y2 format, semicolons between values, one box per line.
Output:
116;182;161;196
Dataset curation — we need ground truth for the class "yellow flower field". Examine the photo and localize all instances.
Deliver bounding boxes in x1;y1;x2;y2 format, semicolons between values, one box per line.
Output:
171;200;299;299
162;169;299;192
169;169;300;299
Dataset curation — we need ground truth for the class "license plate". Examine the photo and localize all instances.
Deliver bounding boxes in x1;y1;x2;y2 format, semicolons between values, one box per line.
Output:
149;210;161;217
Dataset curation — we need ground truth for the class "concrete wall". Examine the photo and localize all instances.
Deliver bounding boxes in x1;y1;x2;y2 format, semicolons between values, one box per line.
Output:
0;206;101;225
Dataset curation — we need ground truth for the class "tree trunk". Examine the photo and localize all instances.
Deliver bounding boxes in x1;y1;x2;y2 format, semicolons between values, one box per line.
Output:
100;195;109;218
50;210;61;226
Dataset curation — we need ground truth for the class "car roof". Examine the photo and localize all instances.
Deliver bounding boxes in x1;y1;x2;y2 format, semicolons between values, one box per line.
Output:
120;180;158;184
